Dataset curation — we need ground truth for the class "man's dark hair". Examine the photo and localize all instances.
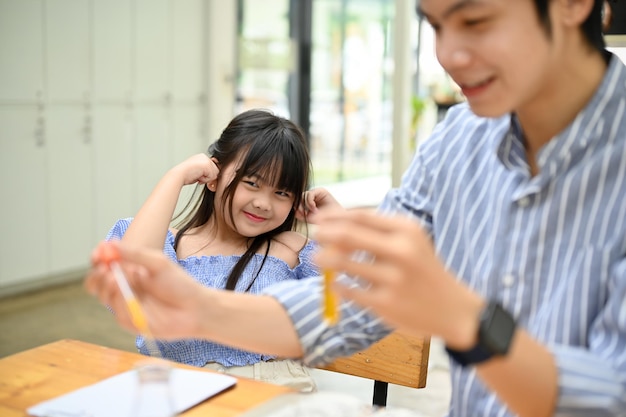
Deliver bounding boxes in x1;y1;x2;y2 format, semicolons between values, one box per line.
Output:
533;0;606;51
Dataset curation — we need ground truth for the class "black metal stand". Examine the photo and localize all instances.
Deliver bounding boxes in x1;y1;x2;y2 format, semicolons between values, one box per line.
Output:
372;380;389;407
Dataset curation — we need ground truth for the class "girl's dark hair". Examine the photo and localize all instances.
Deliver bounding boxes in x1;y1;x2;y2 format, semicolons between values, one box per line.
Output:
174;109;311;291
533;0;606;51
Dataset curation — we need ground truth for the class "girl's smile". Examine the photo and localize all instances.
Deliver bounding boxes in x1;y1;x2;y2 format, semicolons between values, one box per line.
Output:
243;210;268;223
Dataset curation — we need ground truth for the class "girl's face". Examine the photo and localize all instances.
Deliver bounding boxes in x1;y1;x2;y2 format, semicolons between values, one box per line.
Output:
214;160;295;238
420;0;565;118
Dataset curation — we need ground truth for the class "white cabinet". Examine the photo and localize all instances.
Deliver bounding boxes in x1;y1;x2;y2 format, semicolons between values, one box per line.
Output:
131;0;208;212
92;106;134;241
47;107;94;273
173;106;206;162
172;0;205;101
0;1;93;287
93;0;132;102
0;107;49;286
0;1;48;286
132;0;172;214
0;0;44;102
45;0;90;101
46;0;93;274
0;0;210;294
132;107;171;211
135;0;170;102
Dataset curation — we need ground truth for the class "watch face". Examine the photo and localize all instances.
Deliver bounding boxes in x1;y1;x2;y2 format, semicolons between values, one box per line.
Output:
482;303;516;354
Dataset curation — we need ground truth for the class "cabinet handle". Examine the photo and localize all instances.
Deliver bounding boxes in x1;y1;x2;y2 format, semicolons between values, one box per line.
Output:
83;117;92;144
35;116;45;147
36;91;45;147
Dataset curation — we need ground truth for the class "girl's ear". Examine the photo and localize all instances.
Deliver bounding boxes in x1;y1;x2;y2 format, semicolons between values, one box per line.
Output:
207;157;220;191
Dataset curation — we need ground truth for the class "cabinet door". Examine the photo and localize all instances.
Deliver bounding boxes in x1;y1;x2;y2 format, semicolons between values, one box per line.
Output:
45;0;92;273
135;0;169;102
133;107;171;211
45;0;90;102
171;0;206;214
0;0;44;101
173;106;205;161
172;106;206;214
47;107;93;272
172;0;205;102
93;0;132;102
133;0;172;211
92;106;134;242
0;107;48;285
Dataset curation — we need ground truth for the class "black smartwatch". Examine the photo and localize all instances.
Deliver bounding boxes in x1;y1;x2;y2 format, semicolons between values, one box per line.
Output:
445;301;516;367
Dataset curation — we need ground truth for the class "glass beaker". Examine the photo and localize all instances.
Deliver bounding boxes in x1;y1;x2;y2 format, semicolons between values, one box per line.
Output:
132;361;176;417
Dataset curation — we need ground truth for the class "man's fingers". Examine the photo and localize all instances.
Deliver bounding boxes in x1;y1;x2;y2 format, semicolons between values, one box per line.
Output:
315;219;400;260
318;208;419;234
332;266;397;312
316;250;392;288
84;262;107;296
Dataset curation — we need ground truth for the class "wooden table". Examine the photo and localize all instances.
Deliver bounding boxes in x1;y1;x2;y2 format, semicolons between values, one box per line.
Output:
0;339;294;417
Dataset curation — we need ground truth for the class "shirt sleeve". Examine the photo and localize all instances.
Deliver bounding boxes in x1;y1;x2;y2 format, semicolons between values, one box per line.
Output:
104;217;178;263
552;256;626;416
377;104;455;235
104;217;132;241
293;240;321;279
262;273;392;366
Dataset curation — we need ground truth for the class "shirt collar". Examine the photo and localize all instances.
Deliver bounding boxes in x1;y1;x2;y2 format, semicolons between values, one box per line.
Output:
497;52;626;178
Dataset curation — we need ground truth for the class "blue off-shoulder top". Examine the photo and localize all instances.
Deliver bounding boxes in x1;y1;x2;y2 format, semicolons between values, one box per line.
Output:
106;218;320;366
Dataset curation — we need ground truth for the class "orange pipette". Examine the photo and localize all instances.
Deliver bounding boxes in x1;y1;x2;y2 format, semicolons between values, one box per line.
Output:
99;243;160;357
323;269;339;325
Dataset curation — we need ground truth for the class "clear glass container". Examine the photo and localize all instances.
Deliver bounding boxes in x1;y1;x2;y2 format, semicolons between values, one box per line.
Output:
132;361;175;417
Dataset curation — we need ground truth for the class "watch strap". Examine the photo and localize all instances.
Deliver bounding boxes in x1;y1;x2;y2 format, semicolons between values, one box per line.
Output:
445;301;516;367
445;342;494;366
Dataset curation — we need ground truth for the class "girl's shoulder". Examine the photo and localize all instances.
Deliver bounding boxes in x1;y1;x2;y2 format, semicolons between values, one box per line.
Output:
269;231;311;266
271;230;309;252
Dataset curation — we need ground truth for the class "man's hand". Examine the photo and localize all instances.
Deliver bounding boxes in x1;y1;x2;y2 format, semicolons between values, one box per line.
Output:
313;209;483;348
85;240;304;357
85;241;209;339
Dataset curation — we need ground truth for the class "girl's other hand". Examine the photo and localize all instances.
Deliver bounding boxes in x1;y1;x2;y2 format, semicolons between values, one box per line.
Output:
296;187;343;224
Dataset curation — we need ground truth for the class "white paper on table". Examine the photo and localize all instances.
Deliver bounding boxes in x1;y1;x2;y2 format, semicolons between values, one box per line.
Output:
26;367;237;417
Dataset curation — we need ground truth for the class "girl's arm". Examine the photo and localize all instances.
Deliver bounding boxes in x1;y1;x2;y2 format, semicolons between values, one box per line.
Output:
123;154;219;250
86;241;304;357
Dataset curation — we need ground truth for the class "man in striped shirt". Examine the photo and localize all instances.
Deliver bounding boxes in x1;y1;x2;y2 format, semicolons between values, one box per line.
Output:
87;0;626;416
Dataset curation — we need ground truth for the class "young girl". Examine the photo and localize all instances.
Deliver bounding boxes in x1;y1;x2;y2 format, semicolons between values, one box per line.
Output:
105;109;318;392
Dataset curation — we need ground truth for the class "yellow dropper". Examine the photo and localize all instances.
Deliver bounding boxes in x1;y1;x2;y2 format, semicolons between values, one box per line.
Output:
100;242;161;357
323;269;339;325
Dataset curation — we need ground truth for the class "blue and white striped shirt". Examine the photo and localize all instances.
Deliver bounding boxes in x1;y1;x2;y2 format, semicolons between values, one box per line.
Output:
264;53;626;417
